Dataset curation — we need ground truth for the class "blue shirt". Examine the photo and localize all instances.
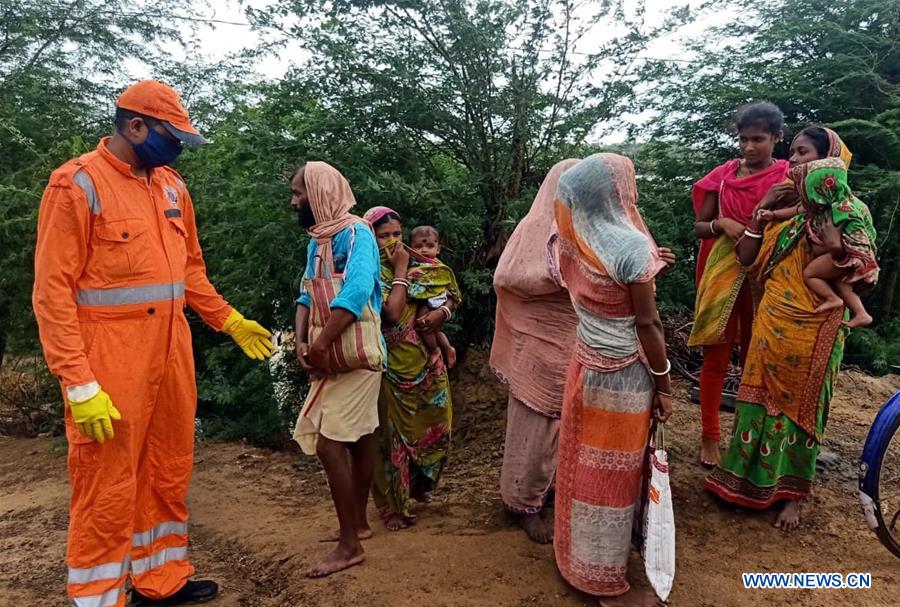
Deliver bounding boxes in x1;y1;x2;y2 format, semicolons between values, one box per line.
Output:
297;223;382;319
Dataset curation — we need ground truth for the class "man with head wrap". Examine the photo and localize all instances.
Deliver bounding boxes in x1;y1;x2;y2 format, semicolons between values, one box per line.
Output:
290;161;385;577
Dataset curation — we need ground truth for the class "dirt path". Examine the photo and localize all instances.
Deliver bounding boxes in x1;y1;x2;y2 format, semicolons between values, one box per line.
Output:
1;354;898;606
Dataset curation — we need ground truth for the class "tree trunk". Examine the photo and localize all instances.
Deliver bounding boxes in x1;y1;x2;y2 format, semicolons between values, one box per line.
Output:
879;260;897;322
0;304;8;369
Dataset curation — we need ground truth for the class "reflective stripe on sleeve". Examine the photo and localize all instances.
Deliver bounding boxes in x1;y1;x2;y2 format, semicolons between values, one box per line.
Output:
73;170;101;215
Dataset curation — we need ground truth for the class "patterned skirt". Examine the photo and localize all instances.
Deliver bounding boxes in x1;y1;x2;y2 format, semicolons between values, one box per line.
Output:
704;404;819;507
554;358;653;597
372;362;452;523
704;323;842;507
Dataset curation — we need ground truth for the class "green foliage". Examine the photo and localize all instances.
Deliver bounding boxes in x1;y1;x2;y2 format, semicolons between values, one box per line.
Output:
632;140;713;313
844;318;900;375
253;0;688;336
193;342;304;449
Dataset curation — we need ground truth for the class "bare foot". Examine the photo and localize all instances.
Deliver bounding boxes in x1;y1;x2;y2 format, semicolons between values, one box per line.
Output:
319;527;374;543
304;544;365;578
813;296;844;314
598;586;666;607
520;512;553;544
383;513;409;531
445;346;457;369
843;311;873;328
699;438;720;468
773;500;802;532
426;348;443;372
411;491;433;504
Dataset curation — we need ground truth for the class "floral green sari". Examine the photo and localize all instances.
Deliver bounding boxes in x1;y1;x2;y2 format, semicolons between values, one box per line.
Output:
705;219;848;507
372;247;461;522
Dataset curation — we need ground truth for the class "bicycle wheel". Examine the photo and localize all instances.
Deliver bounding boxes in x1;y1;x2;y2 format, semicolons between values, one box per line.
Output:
859;390;900;558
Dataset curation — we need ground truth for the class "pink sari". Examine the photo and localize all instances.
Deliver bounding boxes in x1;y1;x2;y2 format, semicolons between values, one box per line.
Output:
692;159;790;284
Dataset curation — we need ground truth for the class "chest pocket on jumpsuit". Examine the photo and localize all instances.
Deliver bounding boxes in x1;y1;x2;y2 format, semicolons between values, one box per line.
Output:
93;218;154;284
165;212;189;269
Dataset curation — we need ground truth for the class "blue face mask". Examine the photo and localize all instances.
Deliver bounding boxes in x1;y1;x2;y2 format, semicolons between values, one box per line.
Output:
132;127;183;168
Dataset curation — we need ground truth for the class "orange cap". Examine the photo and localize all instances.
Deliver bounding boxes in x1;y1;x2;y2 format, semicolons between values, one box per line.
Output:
116;80;208;145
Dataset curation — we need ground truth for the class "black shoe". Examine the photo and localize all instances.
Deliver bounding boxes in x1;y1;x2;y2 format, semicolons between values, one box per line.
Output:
131;580;219;605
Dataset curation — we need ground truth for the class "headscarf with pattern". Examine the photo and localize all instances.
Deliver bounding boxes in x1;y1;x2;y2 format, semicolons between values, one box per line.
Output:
556;153;663;285
765;128;855;275
792;126;853;168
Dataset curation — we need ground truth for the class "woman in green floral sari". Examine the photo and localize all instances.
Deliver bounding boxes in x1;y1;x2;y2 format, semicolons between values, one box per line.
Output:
363;206;461;530
705;127;857;531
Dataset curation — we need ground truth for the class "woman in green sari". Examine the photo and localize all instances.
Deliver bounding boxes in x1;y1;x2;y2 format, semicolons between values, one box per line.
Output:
705;127;856;531
363;206;461;530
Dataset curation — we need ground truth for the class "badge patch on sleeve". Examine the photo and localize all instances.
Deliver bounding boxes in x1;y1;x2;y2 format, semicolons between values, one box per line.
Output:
164;185;179;208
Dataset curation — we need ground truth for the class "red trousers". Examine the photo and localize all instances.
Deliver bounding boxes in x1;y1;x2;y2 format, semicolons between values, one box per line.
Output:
699;283;753;441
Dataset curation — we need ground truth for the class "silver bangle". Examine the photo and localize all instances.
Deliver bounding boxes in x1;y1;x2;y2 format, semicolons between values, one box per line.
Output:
391;279;409;288
743;229;763;239
649;359;671;376
439;305;452;321
710;220;718;236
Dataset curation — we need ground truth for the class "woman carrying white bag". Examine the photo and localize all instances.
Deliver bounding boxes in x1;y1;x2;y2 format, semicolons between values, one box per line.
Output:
551;154;674;607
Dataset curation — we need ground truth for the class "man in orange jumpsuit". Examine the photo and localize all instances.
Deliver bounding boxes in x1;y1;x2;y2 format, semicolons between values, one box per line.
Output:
32;80;275;607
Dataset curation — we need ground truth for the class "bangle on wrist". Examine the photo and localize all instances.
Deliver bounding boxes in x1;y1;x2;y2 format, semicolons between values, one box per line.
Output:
391;278;409;288
649;359;671;376
709;219;718;236
656;390;673;398
439;305;452;321
743;228;763;239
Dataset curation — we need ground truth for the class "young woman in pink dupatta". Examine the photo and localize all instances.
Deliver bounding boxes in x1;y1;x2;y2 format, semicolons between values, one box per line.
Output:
689;102;791;467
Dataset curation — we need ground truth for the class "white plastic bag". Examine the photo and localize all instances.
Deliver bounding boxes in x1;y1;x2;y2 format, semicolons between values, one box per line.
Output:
642;424;675;601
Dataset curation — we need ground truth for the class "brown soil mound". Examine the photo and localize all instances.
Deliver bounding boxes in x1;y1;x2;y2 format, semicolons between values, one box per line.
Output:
1;351;898;606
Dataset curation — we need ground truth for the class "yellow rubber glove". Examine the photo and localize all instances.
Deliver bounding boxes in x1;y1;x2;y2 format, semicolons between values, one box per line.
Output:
222;309;276;360
70;389;122;444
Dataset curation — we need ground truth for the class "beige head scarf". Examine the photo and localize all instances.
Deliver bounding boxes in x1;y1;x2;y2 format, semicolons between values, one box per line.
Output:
493;159;580;296
303;161;365;269
490;159;580;417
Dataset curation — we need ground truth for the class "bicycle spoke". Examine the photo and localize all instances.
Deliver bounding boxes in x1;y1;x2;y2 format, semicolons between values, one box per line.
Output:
890;508;900;532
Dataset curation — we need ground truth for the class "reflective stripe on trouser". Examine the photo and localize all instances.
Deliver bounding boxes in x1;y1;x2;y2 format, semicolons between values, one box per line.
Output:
70;586;125;607
66;311;196;604
67;558;129;607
